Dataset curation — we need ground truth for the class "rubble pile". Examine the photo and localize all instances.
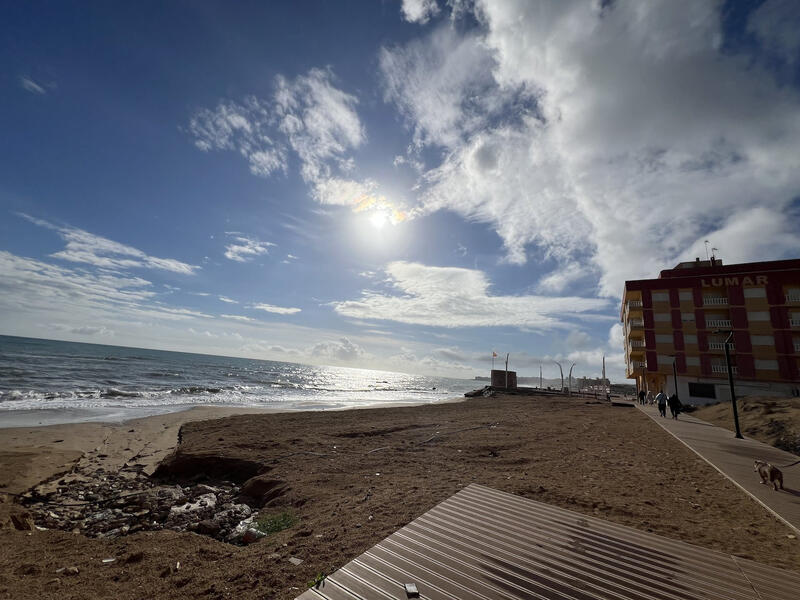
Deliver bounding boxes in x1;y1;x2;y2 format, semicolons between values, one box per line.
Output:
24;466;264;544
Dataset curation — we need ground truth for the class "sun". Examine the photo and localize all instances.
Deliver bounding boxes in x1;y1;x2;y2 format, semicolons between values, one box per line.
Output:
369;211;388;229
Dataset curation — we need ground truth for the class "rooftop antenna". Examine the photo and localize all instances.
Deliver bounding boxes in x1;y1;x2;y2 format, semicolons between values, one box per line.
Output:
712;247;719;260
704;240;710;260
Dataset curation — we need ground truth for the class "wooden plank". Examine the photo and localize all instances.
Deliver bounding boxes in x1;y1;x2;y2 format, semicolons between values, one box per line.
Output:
297;484;800;600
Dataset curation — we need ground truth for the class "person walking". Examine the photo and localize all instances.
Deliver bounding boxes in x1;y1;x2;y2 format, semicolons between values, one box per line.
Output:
655;390;667;417
638;389;646;405
667;394;682;419
646;390;654;405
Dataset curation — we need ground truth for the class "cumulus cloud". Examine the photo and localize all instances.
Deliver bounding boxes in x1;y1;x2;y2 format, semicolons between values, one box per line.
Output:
333;261;609;329
249;303;301;315
400;0;440;24
19;214;199;275
223;234;275;262
381;1;800;295
218;296;238;304
537;263;591;294
310;337;365;362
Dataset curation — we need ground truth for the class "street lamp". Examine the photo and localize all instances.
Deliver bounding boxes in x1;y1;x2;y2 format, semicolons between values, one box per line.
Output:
667;355;679;400
713;329;743;439
567;362;576;396
554;361;564;393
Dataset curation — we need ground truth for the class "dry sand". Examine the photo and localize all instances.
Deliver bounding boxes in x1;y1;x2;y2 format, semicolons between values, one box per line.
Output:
693;395;800;455
1;394;799;600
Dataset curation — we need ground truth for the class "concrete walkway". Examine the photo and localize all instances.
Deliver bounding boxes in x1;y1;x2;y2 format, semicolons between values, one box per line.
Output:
637;402;800;535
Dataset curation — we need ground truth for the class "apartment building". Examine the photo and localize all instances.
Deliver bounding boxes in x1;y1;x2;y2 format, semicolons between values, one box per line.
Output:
621;258;800;404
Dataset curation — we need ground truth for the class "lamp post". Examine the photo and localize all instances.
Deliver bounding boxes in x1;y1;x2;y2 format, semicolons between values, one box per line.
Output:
714;329;743;439
554;361;564;393
667;355;679;400
567;362;576;396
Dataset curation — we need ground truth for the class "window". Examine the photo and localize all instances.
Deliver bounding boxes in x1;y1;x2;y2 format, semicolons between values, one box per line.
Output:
686;356;700;366
744;287;766;298
747;311;770;321
681;312;695;322
751;335;774;345
654;312;671;322
679;291;692;301
689;382;716;399
684;334;697;344
755;360;778;370
652;292;669;302
657;354;673;365
656;334;672;343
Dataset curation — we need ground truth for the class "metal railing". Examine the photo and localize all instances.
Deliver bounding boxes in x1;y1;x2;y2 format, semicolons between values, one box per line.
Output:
786;293;800;303
794;342;800;352
628;300;643;308
628;319;644;327
629;339;645;348
708;342;734;351
631;361;646;368
711;364;737;374
706;319;731;328
791;319;800;327
703;297;728;305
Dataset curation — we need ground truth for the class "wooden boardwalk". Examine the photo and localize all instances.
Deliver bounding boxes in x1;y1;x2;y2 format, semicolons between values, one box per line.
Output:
297;483;800;600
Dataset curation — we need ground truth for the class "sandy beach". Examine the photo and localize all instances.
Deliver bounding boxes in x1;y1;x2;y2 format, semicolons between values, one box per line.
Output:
1;394;799;599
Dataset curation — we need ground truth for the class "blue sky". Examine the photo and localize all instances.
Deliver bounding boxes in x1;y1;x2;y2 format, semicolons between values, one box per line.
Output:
2;0;799;382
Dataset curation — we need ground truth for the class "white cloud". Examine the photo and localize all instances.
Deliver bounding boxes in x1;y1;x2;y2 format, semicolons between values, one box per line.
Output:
220;314;255;322
51;324;114;337
333;261;608;329
537;263;591;294
19;214;198;275
382;1;800;296
249;303;301;315
218;295;238;304
20;76;46;95
310;337;365;362
400;0;440;24
223;234;275;262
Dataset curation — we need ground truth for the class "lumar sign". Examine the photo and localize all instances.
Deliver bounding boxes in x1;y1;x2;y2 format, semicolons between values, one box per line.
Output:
701;275;768;287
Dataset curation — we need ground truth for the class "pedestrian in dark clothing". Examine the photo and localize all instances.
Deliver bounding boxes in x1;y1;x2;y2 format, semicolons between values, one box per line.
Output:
638;390;646;405
667;394;682;419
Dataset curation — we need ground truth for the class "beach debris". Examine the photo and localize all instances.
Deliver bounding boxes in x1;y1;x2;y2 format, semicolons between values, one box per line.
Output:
288;556;304;566
101;558;116;564
241;527;266;544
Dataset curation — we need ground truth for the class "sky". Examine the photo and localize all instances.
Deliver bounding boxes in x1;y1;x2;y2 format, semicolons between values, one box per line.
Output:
2;0;800;383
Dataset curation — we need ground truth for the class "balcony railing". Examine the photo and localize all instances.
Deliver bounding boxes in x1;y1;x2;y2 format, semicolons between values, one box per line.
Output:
629;339;645;348
628;319;644;327
706;319;731;328
631;361;646;369
791;319;800;328
711;365;737;374
794;342;800;352
628;300;643;308
786;293;800;303
708;342;734;351
703;297;728;305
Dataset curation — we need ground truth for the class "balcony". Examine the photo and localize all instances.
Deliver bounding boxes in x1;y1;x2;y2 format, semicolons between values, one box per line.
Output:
629;339;645;348
794;342;800;352
791;319;800;328
627;300;643;309
631;361;646;369
786;293;800;303
711;364;738;374
708;342;735;351
703;297;728;306
706;319;731;328
628;319;644;328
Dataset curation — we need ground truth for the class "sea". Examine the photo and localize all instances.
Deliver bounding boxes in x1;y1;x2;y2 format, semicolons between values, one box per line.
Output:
0;335;475;427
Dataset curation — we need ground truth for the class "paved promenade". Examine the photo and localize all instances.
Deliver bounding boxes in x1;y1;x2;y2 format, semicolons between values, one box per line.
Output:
638;403;800;535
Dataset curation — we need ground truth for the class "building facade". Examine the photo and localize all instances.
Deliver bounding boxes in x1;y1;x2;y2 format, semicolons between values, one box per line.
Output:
621;258;800;404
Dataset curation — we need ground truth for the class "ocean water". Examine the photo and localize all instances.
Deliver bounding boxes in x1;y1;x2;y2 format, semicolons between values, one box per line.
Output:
0;335;475;426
